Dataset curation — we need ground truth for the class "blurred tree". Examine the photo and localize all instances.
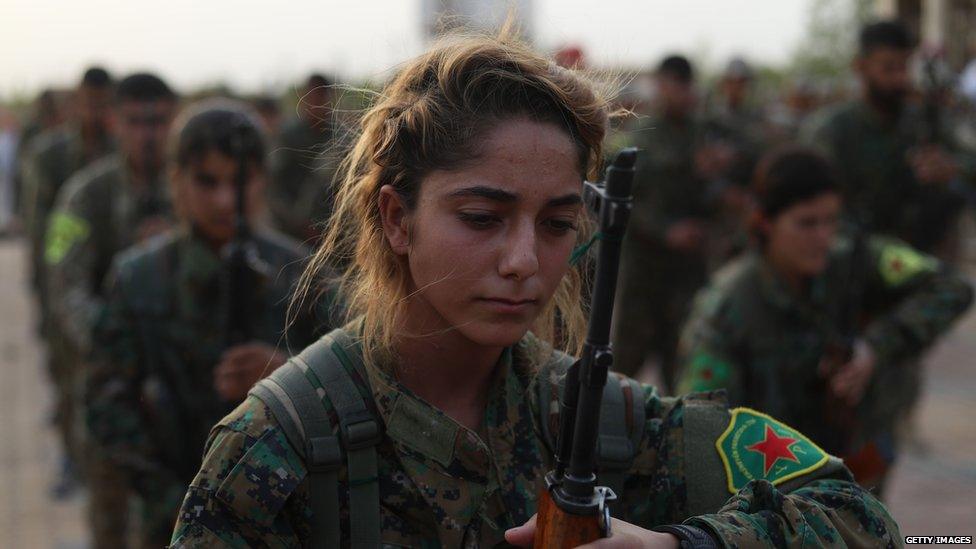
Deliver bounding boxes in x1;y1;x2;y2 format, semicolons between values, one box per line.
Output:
791;0;874;80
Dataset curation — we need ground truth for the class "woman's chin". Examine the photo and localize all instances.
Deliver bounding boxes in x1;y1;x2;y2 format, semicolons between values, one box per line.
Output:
459;320;531;349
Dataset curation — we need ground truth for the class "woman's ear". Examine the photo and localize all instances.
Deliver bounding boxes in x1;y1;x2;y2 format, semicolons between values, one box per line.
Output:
378;185;410;255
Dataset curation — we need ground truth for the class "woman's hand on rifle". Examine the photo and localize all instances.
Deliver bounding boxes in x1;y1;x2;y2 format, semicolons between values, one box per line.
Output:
504;514;680;549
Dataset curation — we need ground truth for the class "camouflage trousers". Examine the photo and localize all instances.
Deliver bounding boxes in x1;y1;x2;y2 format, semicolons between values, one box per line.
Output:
85;446;133;548
47;336;83;467
612;244;706;392
65;352;135;547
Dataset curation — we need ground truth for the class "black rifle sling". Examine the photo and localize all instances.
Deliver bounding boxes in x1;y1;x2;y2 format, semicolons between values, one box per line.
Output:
250;332;380;548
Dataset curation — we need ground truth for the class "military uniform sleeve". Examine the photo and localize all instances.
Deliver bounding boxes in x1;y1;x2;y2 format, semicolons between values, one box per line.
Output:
861;237;973;367
685;475;899;547
641;393;901;547
45;175;102;356
170;396;307;548
20;144;53;294
676;288;745;399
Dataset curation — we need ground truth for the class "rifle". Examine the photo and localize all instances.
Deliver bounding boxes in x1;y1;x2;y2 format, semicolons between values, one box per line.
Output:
819;221;866;456
223;121;256;347
535;148;636;548
911;52;966;252
217;120;262;414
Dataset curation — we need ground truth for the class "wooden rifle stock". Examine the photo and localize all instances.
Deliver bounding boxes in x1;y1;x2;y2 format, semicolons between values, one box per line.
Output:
535;149;637;548
535;488;604;549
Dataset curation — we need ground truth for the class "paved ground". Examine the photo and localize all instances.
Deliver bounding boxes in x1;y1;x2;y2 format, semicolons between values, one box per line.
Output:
1;236;974;547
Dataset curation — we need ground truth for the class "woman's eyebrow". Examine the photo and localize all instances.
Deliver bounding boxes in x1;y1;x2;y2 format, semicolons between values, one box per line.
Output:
545;193;583;207
447;186;518;203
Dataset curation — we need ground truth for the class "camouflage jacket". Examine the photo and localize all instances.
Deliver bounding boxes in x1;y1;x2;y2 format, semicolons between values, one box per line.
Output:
45;153;172;358
700;96;765;187
85;227;325;543
171;326;900;547
619;113;712;248
677;235;972;451
801;100;976;249
20;127;113;327
267;117;345;241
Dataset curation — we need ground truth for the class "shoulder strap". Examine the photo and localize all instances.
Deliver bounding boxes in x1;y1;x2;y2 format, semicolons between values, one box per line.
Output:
596;374;643;496
535;356;645;497
250;332;381;549
681;398;731;515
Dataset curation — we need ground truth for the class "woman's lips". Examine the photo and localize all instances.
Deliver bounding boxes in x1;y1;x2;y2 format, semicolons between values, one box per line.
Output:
477;297;538;314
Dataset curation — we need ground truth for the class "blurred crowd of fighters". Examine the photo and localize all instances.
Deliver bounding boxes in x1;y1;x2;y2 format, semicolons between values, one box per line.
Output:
0;17;972;547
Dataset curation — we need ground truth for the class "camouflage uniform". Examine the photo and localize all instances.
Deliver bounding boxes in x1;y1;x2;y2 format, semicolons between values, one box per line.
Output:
171;325;900;547
613;114;712;387
802;100;976;255
85;227;324;547
700;95;765;188
267;117;344;242
677;236;972;482
45;152;171;548
22;128;113;307
19;129;113;467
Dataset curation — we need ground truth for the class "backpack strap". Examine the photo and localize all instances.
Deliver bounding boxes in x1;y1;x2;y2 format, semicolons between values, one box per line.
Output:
250;331;381;549
596;374;643;496
299;331;382;548
535;355;645;497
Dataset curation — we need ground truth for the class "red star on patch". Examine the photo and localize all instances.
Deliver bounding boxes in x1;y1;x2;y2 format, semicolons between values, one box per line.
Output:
746;425;800;475
891;258;904;273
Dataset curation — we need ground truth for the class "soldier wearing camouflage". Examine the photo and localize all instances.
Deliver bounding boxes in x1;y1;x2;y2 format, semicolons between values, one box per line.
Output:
801;20;976;257
45;72;178;548
173;326;899;547
19;69;114;479
678;147;973;489
22;67;114;311
267;73;346;242
612;55;731;389
172;34;901;548
86;101;330;547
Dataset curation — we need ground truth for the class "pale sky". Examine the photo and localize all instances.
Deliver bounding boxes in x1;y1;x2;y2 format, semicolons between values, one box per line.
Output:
1;0;812;100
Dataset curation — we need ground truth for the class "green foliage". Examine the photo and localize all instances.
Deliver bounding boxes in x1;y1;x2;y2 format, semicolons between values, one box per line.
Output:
791;0;874;80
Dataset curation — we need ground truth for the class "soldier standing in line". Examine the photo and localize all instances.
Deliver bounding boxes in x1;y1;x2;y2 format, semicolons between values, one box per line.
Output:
19;67;115;495
46;72;178;548
268;73;345;242
701;56;765;184
85;100;330;548
14;89;64;221
677;147;972;493
611;55;735;388
802;20;976;259
171;34;899;548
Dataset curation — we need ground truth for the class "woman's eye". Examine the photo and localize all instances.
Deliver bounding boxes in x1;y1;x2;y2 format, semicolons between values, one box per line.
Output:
543;218;578;235
458;212;501;229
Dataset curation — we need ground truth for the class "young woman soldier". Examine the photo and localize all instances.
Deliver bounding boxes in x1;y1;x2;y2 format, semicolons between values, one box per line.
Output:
677;146;972;492
171;36;899;547
85;100;329;547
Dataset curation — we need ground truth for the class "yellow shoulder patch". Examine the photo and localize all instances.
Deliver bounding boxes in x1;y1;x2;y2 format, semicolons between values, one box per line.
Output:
45;212;91;265
878;243;937;287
